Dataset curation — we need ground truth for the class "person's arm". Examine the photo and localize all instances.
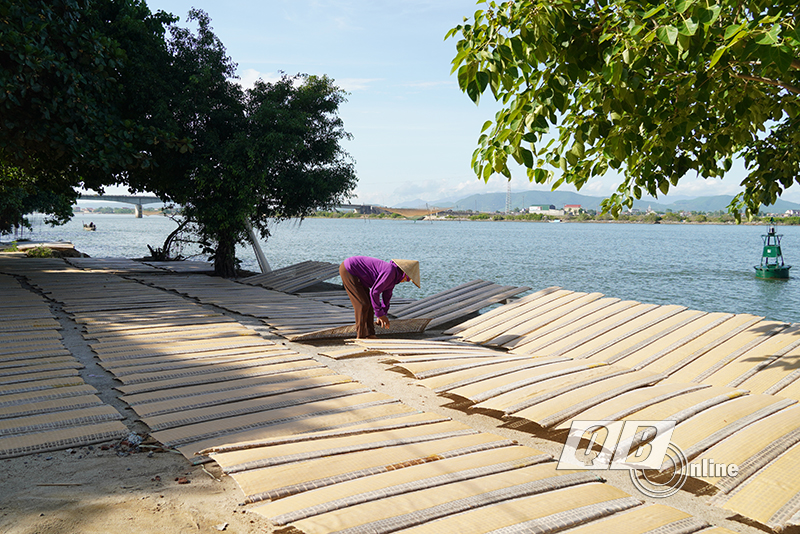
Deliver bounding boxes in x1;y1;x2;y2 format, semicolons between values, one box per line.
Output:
370;266;397;318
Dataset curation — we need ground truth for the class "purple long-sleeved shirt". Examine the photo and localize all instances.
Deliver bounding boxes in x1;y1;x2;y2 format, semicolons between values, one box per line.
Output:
343;256;405;317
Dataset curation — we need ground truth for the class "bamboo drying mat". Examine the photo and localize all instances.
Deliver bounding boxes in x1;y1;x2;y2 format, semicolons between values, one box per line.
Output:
287;318;432;341
712;441;800;532
143;260;214;273
242;260;340;293
64;257;163;273
0;272;128;458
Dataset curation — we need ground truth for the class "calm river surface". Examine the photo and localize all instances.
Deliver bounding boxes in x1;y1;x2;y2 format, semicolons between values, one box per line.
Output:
16;214;800;324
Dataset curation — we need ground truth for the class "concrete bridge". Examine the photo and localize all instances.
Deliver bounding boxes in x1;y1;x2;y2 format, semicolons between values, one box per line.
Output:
80;194;163;218
336;204;385;215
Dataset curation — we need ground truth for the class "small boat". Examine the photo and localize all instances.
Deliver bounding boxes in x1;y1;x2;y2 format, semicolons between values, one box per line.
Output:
754;220;791;279
83;223;96;232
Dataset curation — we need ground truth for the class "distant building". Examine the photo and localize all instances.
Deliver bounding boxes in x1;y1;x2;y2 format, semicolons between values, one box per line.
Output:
563;204;582;215
786;209;800;216
529;205;564;216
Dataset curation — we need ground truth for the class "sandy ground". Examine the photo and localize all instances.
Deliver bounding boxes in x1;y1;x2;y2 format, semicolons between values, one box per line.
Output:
0;280;788;534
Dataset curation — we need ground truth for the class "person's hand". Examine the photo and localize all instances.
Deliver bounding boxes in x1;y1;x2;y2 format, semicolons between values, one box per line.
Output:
376;315;390;329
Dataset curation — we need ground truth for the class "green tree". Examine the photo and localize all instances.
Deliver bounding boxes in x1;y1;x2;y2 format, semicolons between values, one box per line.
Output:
0;0;185;192
0;164;76;233
448;0;800;219
138;11;356;277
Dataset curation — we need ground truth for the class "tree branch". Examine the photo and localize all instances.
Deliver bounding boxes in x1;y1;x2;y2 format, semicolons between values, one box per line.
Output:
735;73;800;95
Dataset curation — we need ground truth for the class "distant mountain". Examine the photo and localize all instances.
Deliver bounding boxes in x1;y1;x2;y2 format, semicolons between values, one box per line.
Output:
395;198;454;209
412;192;800;214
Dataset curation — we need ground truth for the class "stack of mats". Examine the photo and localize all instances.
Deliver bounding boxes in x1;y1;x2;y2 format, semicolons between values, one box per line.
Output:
0;271;127;458
295;279;532;340
350;286;800;532
241;260;340;293
391;279;531;329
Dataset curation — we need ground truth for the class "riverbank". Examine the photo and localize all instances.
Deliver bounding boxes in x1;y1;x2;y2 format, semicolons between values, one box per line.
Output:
310;212;800;225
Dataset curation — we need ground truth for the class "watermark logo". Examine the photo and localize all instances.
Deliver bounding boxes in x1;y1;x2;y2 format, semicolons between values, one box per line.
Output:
557;420;738;498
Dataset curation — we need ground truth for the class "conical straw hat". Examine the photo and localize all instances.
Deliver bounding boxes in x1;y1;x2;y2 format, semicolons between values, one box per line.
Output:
392;259;420;288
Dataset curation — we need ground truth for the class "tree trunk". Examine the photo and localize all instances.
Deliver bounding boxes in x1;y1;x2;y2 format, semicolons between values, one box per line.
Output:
214;232;237;278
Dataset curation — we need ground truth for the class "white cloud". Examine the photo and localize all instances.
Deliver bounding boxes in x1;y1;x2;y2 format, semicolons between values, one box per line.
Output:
336;78;382;92
235;68;283;90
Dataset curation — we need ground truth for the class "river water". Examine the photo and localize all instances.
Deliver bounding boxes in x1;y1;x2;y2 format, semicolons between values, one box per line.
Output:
13;213;800;324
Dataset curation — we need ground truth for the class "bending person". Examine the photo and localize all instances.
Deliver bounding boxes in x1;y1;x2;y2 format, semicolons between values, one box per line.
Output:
339;256;420;339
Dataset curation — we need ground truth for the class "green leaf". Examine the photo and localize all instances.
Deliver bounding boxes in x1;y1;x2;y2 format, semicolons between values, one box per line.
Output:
679;18;699;36
481;120;493;133
709;46;726;68
724;23;744;40
642;5;665;19
519;147;534;168
675;0;695;14
756;25;780;46
771;46;793;73
656;25;679;46
532;168;548;183
698;5;721;27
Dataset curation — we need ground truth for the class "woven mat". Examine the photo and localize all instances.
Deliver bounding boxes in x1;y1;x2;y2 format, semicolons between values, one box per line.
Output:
638;314;762;375
0;394;104;419
717;441;800;531
131;374;354;419
233;434;523;508
513;369;664;428
665;321;782;384
695;405;800;487
444;360;607;404
286;318;432;342
116;359;325;395
739;341;800;395
511;302;651;356
477;366;627;414
552;383;709;431
563;308;700;362
290;473;623;534
444;287;564;337
0;384;97;409
174;400;416;460
667;394;794;463
140;382;372;432
120;368;334;406
153;391;399;454
0;420;128;459
0;405;123;436
252;444;546;521
495;295;618;349
209;419;475;472
421;357;575;395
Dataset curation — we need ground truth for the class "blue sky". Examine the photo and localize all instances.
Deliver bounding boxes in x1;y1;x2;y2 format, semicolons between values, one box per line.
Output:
130;0;800;206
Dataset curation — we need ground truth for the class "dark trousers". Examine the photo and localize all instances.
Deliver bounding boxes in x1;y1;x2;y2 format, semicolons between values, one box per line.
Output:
340;262;375;338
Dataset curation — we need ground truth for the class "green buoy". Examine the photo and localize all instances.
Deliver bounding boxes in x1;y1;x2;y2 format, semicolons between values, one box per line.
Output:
754;219;791;279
